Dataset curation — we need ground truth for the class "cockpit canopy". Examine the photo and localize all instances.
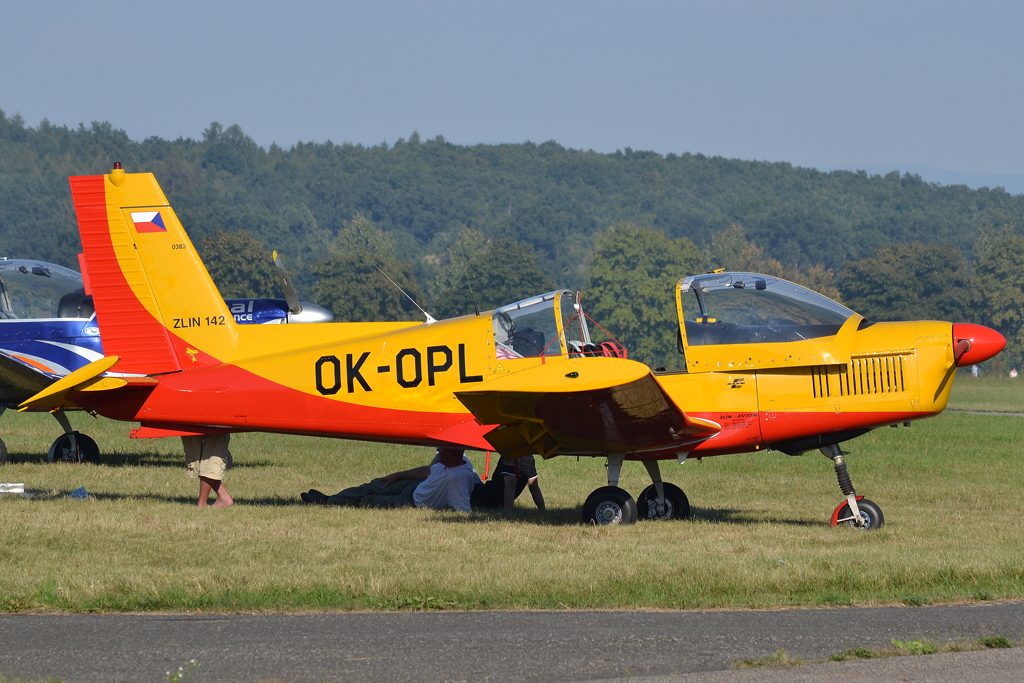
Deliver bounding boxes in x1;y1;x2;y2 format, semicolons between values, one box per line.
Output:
679;272;854;346
0;259;89;319
492;290;618;360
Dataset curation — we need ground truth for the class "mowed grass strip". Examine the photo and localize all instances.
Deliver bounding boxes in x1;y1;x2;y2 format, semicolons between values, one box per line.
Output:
1;392;1023;613
947;373;1024;413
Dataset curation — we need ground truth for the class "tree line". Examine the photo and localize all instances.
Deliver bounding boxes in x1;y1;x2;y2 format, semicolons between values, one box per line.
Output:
2;109;1024;369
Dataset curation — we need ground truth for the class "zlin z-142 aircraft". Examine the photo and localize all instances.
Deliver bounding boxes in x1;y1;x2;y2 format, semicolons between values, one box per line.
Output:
21;165;1004;529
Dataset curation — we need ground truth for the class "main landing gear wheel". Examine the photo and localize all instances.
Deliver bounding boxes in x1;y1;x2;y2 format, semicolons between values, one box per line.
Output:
833;498;884;531
582;486;637;525
48;432;100;464
637;482;690;520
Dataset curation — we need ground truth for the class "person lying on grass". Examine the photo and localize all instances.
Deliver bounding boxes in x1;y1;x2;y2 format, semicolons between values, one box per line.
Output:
301;447;480;512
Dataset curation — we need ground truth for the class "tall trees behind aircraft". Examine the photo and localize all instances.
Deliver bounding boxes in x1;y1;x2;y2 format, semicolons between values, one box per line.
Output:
3;110;1024;365
311;215;425;322
971;233;1024;370
837;243;974;324
586;223;704;369
200;229;279;298
431;229;553;319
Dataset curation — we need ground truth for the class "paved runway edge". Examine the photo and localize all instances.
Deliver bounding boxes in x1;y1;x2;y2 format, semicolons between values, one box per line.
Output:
598;648;1024;683
2;601;1023;682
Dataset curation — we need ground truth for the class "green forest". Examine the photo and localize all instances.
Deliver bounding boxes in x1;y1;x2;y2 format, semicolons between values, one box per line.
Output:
3;108;1024;370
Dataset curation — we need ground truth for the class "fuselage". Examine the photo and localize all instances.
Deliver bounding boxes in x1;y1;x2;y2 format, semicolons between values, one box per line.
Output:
70;312;959;459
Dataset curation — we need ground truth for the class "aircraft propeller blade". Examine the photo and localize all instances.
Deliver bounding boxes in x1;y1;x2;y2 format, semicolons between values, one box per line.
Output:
272;250;303;315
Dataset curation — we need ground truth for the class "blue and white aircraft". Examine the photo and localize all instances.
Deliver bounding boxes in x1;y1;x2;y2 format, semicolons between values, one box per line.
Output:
0;257;331;464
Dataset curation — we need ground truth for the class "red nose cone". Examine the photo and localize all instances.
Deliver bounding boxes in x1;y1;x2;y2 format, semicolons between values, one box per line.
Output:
953;323;1006;366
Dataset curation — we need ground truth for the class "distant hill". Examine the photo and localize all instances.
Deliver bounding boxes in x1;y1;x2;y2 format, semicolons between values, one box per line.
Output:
3;109;1023;293
826;165;1024;196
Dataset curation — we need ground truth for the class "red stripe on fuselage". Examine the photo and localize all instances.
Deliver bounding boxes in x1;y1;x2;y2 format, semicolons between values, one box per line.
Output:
75;359;477;447
755;409;921;445
629;409;933;461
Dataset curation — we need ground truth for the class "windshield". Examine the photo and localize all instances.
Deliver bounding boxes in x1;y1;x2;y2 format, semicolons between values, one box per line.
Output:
680;272;854;346
0;259;87;319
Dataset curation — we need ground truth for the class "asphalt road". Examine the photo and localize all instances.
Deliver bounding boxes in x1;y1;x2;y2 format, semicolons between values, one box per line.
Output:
1;602;1022;682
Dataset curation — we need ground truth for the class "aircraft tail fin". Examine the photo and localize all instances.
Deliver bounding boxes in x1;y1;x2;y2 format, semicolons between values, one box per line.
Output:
69;167;238;374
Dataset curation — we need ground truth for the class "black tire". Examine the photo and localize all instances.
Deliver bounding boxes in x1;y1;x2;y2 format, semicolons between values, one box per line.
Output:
582;486;637;525
48;432;100;464
636;482;690;520
76;434;100;464
0;437;7;465
836;498;884;531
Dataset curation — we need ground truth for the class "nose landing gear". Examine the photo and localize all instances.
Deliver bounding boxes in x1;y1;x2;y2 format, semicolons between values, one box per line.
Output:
821;444;883;530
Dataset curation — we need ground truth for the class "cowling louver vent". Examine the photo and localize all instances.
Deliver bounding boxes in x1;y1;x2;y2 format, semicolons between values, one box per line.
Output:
811;354;908;398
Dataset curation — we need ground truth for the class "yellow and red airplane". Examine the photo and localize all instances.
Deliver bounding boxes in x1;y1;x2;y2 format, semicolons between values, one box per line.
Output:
20;165;1005;529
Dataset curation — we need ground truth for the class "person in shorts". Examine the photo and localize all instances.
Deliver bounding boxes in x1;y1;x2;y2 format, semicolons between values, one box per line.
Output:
471;454;545;512
182;434;234;508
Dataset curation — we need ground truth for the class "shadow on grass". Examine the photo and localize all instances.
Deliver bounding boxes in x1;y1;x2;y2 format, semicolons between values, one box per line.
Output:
426;506;827;527
691;507;827;527
3;451;275;468
8;485;828;527
20;491;309;507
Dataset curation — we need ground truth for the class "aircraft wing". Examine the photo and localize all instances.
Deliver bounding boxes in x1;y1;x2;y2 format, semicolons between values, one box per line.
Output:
0;350;60;404
455;358;720;460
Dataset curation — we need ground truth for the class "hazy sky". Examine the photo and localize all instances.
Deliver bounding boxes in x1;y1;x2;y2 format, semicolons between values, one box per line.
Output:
3;1;1023;178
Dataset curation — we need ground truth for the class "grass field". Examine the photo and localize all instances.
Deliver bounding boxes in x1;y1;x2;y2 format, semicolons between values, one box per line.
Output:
947;372;1024;413
1;376;1023;613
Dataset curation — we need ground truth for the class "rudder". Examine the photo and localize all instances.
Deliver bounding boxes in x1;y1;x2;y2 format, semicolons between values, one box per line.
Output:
70;166;238;374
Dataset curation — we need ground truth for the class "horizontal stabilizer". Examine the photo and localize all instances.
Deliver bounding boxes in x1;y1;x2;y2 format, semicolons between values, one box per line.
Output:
19;356;120;410
455;358;720;459
18;356;159;412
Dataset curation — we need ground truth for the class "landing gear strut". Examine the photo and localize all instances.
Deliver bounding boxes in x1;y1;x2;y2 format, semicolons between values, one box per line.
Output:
581;455;690;525
821;444;883;530
47;410;100;464
636;459;690;520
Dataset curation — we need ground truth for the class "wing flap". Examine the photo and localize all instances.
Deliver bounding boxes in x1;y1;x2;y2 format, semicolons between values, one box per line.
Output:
455;358;720;459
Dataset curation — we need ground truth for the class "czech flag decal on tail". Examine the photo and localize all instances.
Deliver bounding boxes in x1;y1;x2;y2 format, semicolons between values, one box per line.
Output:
130;211;166;233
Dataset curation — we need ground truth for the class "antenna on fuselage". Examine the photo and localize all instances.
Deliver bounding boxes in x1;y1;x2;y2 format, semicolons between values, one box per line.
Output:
448;248;480;317
374;264;436;324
